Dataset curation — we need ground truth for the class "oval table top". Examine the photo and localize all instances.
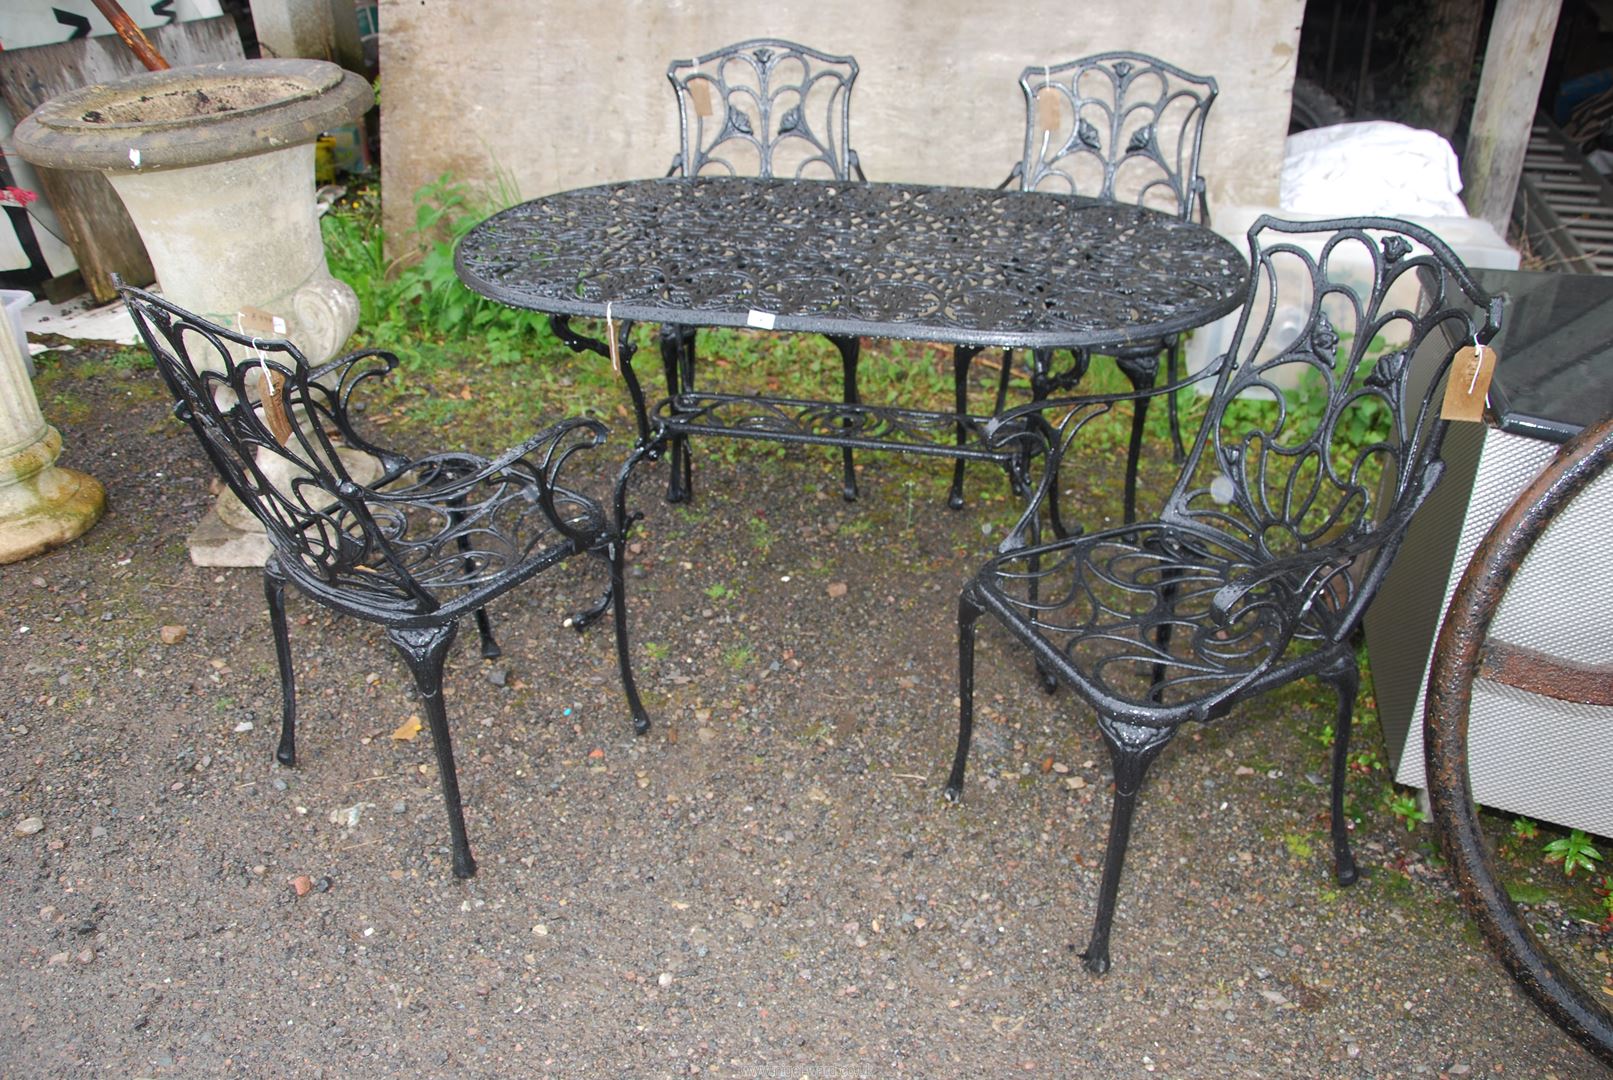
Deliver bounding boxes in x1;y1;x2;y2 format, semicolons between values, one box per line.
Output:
455;177;1249;352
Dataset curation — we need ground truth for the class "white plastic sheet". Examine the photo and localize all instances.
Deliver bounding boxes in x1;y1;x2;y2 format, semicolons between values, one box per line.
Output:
1280;121;1469;218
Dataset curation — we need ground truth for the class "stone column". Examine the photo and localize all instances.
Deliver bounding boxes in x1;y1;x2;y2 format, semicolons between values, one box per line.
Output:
0;311;105;563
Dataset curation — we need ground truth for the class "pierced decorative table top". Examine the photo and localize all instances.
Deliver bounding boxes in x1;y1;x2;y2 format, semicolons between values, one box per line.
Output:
456;177;1247;350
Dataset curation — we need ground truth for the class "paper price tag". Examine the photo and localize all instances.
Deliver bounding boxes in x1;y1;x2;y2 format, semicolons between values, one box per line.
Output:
604;302;620;375
1034;87;1062;135
745;309;777;330
260;367;295;446
689;79;714;118
1440;344;1498;422
237;306;287;338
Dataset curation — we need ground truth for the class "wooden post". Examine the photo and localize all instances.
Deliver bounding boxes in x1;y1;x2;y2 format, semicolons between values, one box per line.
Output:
1462;0;1564;234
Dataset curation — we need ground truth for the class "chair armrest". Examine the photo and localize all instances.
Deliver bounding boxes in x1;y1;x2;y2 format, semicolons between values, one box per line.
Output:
302;347;411;473
366;418;611;547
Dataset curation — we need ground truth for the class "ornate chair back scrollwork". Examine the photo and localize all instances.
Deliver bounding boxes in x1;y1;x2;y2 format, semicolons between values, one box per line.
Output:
119;282;650;879
948;218;1503;974
661;38;868;506
1011;51;1217;221
952;51;1221;514
666;38;864;182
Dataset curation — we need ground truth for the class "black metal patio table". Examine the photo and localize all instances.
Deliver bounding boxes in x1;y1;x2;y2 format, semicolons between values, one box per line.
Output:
454;176;1247;511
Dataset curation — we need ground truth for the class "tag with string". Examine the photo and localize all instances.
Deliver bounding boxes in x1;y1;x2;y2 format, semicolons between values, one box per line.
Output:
238;310;295;446
688;79;714;118
604;301;621;376
1035;91;1062;137
1440;338;1498;422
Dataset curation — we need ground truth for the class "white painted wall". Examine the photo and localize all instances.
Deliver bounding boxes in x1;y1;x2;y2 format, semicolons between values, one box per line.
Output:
379;0;1304;242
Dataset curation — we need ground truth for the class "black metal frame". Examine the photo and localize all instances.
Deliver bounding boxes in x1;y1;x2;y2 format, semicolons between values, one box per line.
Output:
455;178;1246;519
947;217;1503;973
953;51;1221;517
118;283;650;879
663;38;868;503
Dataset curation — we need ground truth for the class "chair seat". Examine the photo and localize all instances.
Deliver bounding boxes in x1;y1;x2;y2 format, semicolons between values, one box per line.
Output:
974;522;1341;719
273;452;608;625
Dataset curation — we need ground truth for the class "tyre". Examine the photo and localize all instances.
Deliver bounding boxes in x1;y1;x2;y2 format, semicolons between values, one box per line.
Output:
1289;76;1350;134
1423;412;1613;1068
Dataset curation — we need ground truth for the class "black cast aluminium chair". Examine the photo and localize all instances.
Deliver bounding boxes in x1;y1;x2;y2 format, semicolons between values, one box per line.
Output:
950;51;1218;518
947;217;1502;974
661;38;868;504
118;284;650;879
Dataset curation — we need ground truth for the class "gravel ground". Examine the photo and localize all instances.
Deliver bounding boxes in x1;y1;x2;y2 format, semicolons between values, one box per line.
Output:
1;343;1606;1078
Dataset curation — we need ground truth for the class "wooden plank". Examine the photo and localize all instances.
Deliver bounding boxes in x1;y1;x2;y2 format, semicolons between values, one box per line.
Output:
0;17;243;302
1463;0;1565;234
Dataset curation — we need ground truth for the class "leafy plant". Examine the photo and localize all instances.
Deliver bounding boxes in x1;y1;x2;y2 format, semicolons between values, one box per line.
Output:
321;173;558;363
1347;747;1382;775
1511;816;1539;842
704;582;732;601
1544;829;1604;878
1386;791;1427;832
1594;876;1613;924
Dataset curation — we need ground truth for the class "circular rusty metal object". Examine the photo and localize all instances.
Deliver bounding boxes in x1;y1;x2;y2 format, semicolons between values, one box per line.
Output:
1424;409;1613;1067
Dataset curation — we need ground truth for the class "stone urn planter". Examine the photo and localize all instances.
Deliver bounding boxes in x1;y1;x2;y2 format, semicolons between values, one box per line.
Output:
13;59;373;566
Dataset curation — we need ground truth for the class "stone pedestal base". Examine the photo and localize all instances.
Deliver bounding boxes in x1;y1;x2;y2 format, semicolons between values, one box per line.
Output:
187;505;273;568
186;444;383;567
0;463;105;564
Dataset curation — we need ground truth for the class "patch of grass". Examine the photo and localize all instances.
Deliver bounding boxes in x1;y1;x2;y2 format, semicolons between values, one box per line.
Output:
746;516;775;556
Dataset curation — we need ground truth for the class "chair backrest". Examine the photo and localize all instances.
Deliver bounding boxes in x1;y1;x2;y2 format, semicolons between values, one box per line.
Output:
1163;217;1503;638
1016;51;1217;221
668;38;860;180
117;283;439;615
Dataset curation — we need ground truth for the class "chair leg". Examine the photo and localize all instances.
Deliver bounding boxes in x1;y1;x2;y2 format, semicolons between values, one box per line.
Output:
1165;339;1186;463
455;534;501;659
658;323;694;504
1113;350;1161;526
1325;659;1362;887
607;536;653;736
264;561;298;767
1150;563;1183;700
387;623;476;879
832;334;861;502
945;585;985;801
1082;717;1174;974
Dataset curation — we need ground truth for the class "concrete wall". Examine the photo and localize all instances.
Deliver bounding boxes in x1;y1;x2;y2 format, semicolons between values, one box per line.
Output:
379;0;1304;243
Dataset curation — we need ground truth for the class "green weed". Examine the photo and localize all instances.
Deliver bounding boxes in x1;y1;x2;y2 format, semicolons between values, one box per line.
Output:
1544;829;1604;878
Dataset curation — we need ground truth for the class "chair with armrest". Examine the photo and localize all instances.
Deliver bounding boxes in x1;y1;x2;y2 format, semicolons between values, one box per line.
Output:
946;217;1502;973
119;283;650;879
